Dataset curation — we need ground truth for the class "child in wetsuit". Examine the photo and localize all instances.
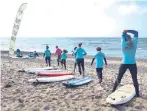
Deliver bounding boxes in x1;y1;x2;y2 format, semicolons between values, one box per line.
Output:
61;49;68;70
91;47;107;83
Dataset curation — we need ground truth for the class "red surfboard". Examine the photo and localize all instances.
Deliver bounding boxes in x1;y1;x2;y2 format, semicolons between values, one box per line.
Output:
37;71;73;76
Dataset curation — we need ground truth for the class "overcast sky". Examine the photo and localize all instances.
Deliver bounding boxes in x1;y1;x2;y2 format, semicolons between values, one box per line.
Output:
0;0;147;38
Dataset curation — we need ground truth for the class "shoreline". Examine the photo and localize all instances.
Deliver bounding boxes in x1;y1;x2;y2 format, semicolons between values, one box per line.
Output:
1;50;147;61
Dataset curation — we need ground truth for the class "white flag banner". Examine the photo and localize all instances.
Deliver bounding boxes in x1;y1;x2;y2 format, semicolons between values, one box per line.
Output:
9;3;27;57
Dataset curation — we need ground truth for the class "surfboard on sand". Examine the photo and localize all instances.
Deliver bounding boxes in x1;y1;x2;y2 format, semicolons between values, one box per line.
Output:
28;75;74;83
63;76;93;87
18;67;56;72
37;71;73;76
106;84;136;105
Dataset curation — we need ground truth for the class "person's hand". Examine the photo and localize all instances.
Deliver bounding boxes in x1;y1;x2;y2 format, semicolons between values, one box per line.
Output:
123;30;128;33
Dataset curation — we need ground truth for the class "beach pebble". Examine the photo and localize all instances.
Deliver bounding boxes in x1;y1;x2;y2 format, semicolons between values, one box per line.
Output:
18;103;25;108
32;108;40;111
18;98;24;103
135;105;144;110
4;81;14;88
44;105;50;110
4;84;12;88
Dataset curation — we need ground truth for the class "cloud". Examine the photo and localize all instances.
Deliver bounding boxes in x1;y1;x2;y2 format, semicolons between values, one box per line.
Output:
118;4;147;15
117;0;147;15
118;4;138;15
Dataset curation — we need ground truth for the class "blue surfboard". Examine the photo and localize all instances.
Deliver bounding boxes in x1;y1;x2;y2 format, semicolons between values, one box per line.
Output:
63;76;93;87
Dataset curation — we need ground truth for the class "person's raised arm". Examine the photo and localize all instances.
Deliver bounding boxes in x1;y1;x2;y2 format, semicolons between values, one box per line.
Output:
127;30;138;38
122;30;130;41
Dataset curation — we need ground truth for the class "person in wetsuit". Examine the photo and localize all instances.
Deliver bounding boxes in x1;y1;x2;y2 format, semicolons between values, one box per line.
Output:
91;47;107;83
16;49;23;57
75;43;87;75
55;46;62;66
61;49;68;70
43;46;51;66
112;30;140;97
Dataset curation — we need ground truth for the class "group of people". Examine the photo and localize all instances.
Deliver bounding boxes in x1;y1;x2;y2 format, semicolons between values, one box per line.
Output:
16;49;39;58
43;30;140;97
15;30;140;97
43;45;68;69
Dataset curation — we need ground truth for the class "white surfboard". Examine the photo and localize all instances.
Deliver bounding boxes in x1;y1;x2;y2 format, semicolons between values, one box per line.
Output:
27;69;63;74
28;75;74;83
23;67;54;72
106;84;136;105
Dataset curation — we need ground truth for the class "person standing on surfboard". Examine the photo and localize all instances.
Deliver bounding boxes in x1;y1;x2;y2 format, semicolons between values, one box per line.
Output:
43;46;51;66
112;30;140;97
61;49;68;70
91;47;107;83
55;46;62;66
72;47;77;72
75;43;87;75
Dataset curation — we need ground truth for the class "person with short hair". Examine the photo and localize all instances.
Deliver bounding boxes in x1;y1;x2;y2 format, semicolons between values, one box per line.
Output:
61;49;68;69
91;47;107;83
43;46;51;66
55;46;62;66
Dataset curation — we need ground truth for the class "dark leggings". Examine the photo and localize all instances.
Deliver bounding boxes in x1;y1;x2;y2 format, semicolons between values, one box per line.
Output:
96;68;103;80
77;59;84;74
45;56;51;66
61;59;66;69
57;55;61;66
74;63;77;72
112;64;139;96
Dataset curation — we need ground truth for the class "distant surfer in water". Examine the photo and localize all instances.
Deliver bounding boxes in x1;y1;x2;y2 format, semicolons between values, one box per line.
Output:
75;43;87;75
61;49;68;70
43;46;51;66
16;49;23;57
72;47;77;72
55;46;62;66
91;47;107;83
112;30;140;97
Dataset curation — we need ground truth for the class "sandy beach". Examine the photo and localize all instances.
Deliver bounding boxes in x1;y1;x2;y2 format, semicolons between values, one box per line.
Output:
1;52;147;111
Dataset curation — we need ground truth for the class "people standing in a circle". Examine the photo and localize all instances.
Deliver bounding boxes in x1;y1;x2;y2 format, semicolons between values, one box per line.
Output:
43;46;51;66
75;43;87;76
55;46;62;66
